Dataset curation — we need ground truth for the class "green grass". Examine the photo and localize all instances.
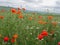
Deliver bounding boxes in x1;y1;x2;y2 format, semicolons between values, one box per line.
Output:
0;8;60;45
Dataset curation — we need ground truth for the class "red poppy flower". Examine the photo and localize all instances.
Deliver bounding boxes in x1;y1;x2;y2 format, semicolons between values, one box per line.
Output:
18;8;21;10
18;15;24;19
38;16;42;19
11;38;15;43
4;37;9;42
48;16;53;20
38;20;44;24
41;30;48;36
13;34;18;39
11;8;16;13
0;16;4;19
1;9;5;12
52;22;57;26
38;34;44;40
17;10;21;14
58;42;60;45
28;17;33;20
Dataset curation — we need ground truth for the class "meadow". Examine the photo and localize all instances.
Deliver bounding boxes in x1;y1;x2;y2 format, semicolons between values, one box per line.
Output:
0;8;60;45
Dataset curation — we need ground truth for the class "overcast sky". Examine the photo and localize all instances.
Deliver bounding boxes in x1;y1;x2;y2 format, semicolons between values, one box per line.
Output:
0;0;60;13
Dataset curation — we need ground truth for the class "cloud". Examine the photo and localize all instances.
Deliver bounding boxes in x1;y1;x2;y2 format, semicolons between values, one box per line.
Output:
55;0;60;7
0;0;60;13
22;0;42;3
0;0;56;7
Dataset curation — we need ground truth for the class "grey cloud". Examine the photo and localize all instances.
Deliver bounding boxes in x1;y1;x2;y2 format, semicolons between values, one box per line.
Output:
22;0;42;3
0;0;60;13
55;0;60;9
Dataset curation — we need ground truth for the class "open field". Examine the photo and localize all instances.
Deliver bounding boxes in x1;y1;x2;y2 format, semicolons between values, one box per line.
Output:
0;8;60;45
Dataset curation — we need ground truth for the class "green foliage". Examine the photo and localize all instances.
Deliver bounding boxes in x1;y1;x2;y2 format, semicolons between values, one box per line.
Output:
0;8;60;45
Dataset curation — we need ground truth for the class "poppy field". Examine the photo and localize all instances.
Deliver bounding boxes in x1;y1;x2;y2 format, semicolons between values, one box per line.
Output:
0;8;60;45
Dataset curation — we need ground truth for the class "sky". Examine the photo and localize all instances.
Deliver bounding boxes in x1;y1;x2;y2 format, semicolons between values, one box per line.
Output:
0;0;60;13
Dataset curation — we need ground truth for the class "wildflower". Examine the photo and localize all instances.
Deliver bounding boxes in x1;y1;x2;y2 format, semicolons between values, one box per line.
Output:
38;30;48;40
38;16;42;19
11;8;16;13
30;33;32;35
4;36;9;42
17;10;21;14
28;17;32;20
36;27;40;29
43;22;47;24
26;26;29;29
13;34;18;39
58;42;60;45
18;15;24;19
1;9;5;12
41;30;48;36
52;22;57;26
30;26;33;29
38;20;44;24
11;38;15;43
18;8;21;10
38;34;44;40
0;16;4;19
48;16;53;20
